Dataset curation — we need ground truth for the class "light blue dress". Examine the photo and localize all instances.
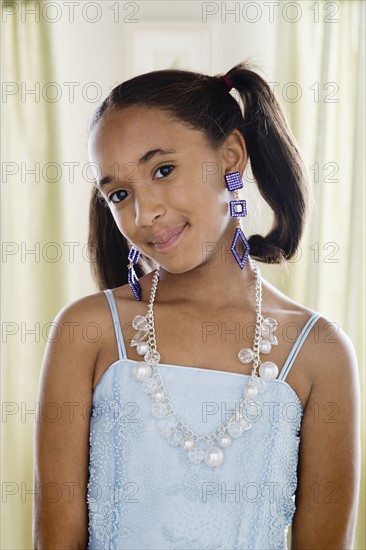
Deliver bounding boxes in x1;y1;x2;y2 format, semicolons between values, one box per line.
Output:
87;289;321;549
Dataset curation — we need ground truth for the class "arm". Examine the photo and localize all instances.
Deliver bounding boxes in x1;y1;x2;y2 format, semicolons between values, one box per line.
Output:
33;298;101;549
291;321;361;549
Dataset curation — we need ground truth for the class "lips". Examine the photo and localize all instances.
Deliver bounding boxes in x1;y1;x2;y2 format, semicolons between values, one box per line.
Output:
149;224;187;246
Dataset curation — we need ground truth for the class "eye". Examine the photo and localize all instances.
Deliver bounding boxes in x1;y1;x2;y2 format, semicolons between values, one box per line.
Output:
107;189;129;204
154;164;174;179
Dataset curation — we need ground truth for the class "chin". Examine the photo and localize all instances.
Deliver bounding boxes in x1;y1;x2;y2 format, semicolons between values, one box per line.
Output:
153;256;203;275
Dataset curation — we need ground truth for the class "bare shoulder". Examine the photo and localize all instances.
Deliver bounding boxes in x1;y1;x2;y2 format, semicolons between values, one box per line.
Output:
263;277;358;377
55;288;110;325
308;312;359;385
42;289;116;385
260;277;360;416
51;285;129;348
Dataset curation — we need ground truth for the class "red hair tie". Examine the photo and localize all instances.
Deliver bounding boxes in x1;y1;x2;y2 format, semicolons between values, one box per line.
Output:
222;75;233;91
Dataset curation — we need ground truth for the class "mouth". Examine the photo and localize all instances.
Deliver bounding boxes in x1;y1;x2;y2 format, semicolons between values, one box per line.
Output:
149;224;188;251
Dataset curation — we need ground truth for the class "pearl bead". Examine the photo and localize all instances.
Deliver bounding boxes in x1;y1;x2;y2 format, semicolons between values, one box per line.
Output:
259;340;272;354
204;446;224;467
238;348;254;364
259;361;279;380
132;363;152;381
218;434;231;448
152;388;166;402
227;422;243;438
243;382;258;400
181;436;195;451
188;446;204;464
136;341;149;356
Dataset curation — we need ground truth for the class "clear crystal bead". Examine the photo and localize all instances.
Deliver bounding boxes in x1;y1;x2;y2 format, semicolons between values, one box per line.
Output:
130;329;148;347
168;429;184;446
252;377;266;393
244;401;261;423
234;403;246;422
132;315;148;331
155;414;177;438
243;382;258;400
227;422;243;438
263;317;278;330
142;378;158;394
268;334;278;345
239;417;254;430
144;349;161;364
151;403;168;417
188;447;204;464
238;348;253;364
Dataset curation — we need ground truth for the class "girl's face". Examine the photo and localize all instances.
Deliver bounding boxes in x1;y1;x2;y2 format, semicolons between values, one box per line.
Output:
88;106;244;274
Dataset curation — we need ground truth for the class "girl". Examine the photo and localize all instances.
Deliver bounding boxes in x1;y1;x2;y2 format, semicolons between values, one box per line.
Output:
34;62;361;549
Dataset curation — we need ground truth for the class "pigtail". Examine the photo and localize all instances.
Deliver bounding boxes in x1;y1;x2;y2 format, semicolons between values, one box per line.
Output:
226;63;311;263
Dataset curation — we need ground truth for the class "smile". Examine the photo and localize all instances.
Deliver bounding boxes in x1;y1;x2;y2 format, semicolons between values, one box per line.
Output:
149;224;188;251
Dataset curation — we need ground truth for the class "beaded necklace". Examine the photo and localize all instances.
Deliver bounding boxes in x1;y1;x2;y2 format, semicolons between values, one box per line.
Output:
130;257;279;468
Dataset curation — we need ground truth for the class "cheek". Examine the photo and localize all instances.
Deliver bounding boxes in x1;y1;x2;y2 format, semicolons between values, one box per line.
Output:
109;208;131;240
195;181;229;221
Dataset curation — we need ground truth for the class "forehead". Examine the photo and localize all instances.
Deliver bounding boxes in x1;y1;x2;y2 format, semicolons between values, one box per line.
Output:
88;106;209;163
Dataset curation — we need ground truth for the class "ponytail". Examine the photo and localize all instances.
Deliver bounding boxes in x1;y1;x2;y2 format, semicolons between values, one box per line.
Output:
226;63;311;263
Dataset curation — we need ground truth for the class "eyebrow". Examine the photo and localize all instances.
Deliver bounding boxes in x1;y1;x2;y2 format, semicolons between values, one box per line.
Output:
97;148;177;188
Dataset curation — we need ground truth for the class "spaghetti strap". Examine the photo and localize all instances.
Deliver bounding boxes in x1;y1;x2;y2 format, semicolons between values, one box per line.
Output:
278;312;322;381
103;289;127;361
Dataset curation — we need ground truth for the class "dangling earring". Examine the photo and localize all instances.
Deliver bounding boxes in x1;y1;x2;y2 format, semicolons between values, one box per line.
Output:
224;171;250;269
127;246;142;301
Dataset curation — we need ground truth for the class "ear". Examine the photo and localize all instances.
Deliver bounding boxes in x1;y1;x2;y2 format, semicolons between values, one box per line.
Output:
220;129;248;176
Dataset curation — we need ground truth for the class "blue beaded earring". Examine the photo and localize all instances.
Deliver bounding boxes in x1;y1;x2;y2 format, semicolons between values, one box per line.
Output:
127;246;142;301
224;171;250;269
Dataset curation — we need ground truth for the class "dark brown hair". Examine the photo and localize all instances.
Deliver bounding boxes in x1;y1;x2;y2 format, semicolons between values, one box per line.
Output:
87;61;311;290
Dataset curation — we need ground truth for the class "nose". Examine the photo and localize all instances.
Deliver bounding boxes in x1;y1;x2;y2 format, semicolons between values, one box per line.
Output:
134;187;165;227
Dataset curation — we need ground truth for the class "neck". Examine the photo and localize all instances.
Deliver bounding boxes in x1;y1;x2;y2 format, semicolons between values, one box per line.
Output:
154;250;258;311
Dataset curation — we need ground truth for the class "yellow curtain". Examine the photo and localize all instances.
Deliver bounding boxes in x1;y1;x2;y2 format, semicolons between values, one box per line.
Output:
263;1;365;547
2;1;67;547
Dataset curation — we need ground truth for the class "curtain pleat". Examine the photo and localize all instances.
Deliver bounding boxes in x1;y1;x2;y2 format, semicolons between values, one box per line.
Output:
269;2;365;548
2;2;66;547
